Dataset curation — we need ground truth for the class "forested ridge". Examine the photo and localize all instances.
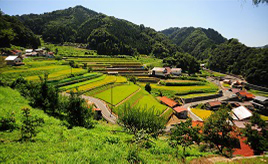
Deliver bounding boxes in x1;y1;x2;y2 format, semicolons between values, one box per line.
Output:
17;5;181;56
0;12;40;48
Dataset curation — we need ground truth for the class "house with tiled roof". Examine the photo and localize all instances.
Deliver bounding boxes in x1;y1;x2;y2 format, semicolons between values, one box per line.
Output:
173;106;188;119
236;91;255;100
206;101;222;110
159;96;178;108
5;55;24;65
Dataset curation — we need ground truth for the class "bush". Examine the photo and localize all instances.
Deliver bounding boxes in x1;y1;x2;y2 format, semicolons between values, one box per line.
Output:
54;55;62;60
0;112;17;131
21;108;44;141
145;83;151;93
65;91;94;129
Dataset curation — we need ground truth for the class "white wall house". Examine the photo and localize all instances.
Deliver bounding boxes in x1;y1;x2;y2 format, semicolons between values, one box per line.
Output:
150;67;170;77
5;56;23;65
171;68;182;76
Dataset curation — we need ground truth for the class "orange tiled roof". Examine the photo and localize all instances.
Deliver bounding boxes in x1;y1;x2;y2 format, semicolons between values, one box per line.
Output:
159;96;178;107
173;106;187;113
207;101;222;107
237;91;255;99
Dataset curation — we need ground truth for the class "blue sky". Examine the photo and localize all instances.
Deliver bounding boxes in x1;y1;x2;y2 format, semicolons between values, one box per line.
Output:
1;0;268;47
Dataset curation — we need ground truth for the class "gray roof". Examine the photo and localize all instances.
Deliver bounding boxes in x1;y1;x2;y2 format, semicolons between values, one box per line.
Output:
254;96;268;102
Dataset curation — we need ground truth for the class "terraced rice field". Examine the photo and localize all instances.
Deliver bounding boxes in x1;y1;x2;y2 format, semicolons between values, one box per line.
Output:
139;82;219;96
114;89;167;115
191;108;213;120
61;75;106;91
26;68;86;81
67;75;117;93
94;84;140;105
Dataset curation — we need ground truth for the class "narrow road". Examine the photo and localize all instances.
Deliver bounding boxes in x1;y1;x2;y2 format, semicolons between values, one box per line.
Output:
82;95;117;124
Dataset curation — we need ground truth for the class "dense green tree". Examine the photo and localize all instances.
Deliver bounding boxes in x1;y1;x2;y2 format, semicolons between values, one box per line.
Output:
203;107;239;156
145;83;151;93
243;113;268;154
170;119;201;162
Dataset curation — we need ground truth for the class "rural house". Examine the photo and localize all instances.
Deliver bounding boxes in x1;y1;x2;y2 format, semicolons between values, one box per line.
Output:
171;68;182;76
5;55;24;65
206;101;222;110
250;96;268;110
46;52;55;58
231;106;252;121
236;91;255;101
159;96;178;108
150;67;170;77
173;106;188;119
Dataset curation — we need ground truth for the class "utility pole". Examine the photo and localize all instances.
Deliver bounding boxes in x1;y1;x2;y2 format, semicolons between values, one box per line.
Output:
110;83;113;117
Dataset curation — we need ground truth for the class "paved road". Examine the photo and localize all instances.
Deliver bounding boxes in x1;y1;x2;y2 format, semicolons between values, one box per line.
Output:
82;95;117;124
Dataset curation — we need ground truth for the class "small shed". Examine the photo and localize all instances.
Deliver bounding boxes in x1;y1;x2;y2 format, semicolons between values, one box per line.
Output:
206;101;222;111
171;68;182;76
173;106;188;119
5;56;23;65
159;96;178;108
231;106;252;121
150;67;170;77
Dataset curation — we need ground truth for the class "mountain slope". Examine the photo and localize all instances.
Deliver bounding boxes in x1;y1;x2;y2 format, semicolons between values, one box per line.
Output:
0;13;40;48
18;6;180;56
161;27;226;59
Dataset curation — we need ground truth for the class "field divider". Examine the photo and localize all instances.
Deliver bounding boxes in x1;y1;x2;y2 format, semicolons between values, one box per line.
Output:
115;87;141;107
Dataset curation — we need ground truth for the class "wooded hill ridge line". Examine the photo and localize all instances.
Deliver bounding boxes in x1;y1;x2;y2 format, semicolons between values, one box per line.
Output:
0;5;267;87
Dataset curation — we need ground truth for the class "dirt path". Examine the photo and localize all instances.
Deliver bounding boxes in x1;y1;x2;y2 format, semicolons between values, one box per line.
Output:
115;88;141;107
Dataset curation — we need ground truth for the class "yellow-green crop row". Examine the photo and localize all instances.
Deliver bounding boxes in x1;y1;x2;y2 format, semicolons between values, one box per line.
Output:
115;76;127;83
2;65;67;74
67;75;117;93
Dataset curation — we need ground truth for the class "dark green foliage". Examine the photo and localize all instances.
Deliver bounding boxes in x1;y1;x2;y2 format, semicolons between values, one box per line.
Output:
20;108;44;141
0;112;17;131
127;146;143;164
203;107;239;156
170;119;201;161
161;27;226;59
0;14;40;48
145;83;151;93
17;6;179;56
163;52;200;74
207;39;268;87
118;105;165;138
54;55;62;60
65;91;94;129
128;76;137;84
243;113;268;154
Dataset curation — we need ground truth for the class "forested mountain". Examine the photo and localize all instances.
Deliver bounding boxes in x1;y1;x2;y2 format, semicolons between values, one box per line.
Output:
0;13;40;48
17;6;181;56
161;27;226;59
207;39;268;87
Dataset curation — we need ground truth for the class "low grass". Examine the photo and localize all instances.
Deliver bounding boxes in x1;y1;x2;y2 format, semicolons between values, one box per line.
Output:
160;108;174;121
0;86;212;163
248;89;268;97
191;108;213;120
222;83;231;88
216;156;268;164
94;83;140;105
179;92;218;99
60;75;106;91
160;79;206;86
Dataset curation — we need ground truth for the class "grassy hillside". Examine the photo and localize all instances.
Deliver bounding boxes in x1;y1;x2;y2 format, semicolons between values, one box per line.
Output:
0;86;211;163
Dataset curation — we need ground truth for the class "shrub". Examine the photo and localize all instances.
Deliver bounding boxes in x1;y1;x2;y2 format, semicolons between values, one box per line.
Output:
0;112;17;131
55;55;62;60
127;146;143;164
145;83;151;93
65;91;94;129
21;108;44;141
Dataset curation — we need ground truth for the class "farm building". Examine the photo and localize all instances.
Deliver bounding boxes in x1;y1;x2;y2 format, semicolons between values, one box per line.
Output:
35;48;44;56
159;96;178;108
46;52;55;58
223;79;232;85
171;68;182;76
25;49;33;53
206;101;222;110
173;106;188;119
236;91;255;100
150;67;170;77
10;50;22;55
5;55;24;65
231;106;252;121
250;96;268;110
